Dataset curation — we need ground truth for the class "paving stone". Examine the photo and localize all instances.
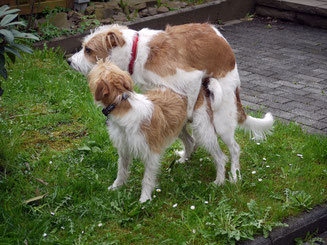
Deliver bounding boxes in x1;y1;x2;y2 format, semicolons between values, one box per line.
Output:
222;18;327;134
274;80;306;89
291;108;327;121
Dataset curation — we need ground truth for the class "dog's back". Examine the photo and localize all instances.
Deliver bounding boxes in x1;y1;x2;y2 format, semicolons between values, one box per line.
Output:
141;88;188;154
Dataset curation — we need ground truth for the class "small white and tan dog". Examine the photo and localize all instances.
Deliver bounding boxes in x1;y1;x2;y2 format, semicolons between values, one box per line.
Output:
68;23;274;180
88;61;273;202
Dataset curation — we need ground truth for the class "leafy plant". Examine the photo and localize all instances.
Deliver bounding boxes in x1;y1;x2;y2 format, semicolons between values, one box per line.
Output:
193;198;287;243
272;188;313;212
295;231;324;245
0;5;39;96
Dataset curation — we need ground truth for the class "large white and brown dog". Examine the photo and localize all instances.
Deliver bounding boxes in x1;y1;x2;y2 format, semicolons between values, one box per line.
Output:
88;61;269;202
69;23;273;186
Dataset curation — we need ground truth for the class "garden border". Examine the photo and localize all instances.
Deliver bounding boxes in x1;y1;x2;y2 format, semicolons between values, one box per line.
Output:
241;203;327;245
33;1;327;243
34;0;255;54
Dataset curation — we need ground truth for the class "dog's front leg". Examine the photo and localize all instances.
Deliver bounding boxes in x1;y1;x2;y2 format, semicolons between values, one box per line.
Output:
139;154;161;203
108;149;132;191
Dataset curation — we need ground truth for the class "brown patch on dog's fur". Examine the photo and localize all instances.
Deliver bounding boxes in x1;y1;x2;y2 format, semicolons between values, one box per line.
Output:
83;29;125;64
141;89;188;153
235;87;247;124
145;23;235;78
88;61;132;117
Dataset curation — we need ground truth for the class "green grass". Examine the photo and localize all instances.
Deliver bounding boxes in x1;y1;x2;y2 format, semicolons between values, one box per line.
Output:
0;49;327;244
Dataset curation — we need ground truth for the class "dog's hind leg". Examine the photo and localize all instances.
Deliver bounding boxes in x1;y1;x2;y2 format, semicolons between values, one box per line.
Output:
213;103;241;183
176;125;195;163
108;149;132;190
192;109;228;185
139;153;161;203
220;131;241;183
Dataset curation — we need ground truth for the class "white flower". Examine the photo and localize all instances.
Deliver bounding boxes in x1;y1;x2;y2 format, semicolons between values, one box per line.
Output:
297;154;303;159
43;233;47;237
50;212;55;216
156;188;161;193
61;226;65;230
192;229;196;234
49;161;52;164
98;223;102;227
263;158;266;161
266;165;270;168
190;205;195;210
82;231;85;234
199;158;203;162
172;203;178;208
257;142;261;145
258;178;263;182
153;195;156;198
289;164;292;166
204;201;208;204
252;171;256;174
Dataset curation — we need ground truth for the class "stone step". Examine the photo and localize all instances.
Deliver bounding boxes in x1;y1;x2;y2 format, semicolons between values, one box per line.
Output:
256;0;327;29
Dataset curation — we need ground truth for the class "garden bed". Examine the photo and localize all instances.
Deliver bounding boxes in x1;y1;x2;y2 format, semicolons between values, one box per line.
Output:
0;49;326;244
32;0;256;54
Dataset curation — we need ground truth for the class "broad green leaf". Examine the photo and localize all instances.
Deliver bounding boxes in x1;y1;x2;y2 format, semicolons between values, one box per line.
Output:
0;66;8;80
0;29;14;43
4;46;22;59
5;21;27;27
78;145;91;151
11;43;33;54
11;29;39;40
0;13;18;26
0;8;20;18
0;5;10;17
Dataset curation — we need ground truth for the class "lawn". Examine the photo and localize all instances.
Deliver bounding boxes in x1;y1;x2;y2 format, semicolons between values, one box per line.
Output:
0;49;326;244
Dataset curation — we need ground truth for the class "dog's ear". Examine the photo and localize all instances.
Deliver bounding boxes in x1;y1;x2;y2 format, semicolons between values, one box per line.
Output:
95;80;109;101
107;31;125;48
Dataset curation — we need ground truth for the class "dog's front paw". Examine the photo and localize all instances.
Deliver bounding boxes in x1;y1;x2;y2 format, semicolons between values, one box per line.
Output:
108;184;121;191
229;169;242;183
214;178;225;186
139;195;152;203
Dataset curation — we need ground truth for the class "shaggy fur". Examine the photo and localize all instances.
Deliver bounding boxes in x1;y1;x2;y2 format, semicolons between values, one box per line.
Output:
70;23;274;189
88;61;273;202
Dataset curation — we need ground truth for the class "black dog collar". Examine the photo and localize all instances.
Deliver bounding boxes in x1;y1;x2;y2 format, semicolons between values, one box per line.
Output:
102;93;130;117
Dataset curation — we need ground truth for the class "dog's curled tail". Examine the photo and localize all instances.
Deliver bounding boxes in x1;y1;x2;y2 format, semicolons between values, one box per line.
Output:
205;78;223;111
239;112;274;141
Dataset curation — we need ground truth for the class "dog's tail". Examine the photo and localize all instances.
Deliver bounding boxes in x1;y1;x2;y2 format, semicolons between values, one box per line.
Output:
239;112;274;141
205;81;274;141
235;87;274;140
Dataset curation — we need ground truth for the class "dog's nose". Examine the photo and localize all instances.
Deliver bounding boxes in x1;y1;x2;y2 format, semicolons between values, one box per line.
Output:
67;58;72;66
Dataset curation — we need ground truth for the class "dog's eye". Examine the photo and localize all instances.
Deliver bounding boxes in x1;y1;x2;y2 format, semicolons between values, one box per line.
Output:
85;47;92;54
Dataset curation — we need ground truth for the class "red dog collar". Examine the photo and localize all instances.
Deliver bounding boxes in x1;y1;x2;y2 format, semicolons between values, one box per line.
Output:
128;33;139;75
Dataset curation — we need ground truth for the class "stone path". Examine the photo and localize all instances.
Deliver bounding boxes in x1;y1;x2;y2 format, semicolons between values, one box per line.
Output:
221;18;327;134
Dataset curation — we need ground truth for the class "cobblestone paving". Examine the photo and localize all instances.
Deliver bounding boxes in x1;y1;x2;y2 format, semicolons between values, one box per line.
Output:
221;19;327;134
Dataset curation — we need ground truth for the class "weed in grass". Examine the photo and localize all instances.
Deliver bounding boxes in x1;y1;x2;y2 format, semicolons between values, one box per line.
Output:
0;49;327;244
